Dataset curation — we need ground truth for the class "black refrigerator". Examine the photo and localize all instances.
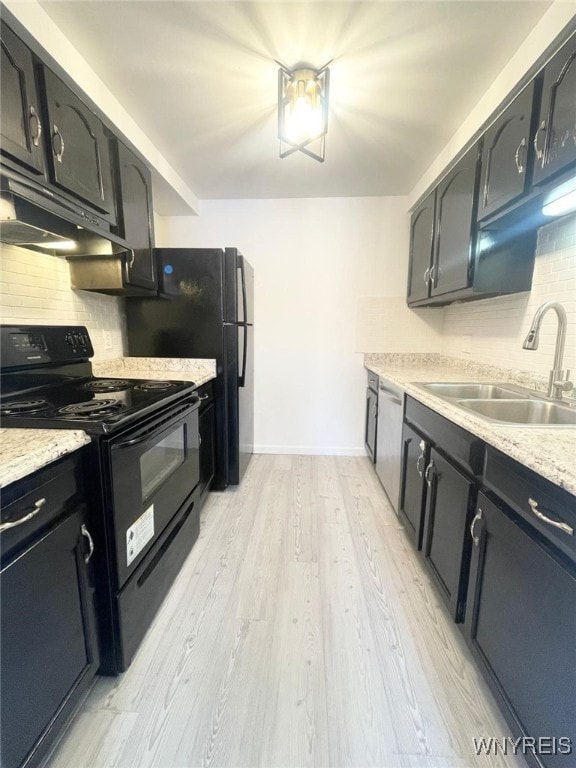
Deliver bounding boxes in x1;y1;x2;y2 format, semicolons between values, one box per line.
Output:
125;247;254;489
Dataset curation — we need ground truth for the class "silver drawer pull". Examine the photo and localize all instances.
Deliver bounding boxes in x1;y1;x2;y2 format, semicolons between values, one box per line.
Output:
424;460;435;486
0;498;46;532
528;498;573;536
81;524;95;563
470;508;483;547
198;393;210;401
416;454;425;477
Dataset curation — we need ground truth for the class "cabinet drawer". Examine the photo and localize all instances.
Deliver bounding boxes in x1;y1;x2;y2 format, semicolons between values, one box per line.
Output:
1;452;85;562
484;447;576;563
405;397;485;477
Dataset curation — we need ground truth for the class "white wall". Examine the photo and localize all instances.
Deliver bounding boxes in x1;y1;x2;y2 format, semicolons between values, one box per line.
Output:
409;2;576;207
156;197;409;454
0;244;126;359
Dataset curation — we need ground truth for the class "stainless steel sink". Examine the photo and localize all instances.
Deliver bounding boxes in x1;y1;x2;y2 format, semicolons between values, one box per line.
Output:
456;398;576;426
419;382;528;400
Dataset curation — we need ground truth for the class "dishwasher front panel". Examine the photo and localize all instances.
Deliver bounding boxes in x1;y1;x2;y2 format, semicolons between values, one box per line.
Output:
375;378;404;514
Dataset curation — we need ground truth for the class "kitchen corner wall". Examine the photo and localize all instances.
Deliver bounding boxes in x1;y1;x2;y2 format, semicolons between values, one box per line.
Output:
155;196;409;455
442;213;576;376
0;244;126;359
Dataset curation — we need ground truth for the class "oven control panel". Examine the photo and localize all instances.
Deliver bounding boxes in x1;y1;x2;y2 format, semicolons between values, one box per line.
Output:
0;325;94;368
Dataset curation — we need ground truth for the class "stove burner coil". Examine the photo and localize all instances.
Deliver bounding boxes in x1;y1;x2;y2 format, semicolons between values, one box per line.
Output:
57;399;126;418
82;379;131;392
0;400;49;416
134;381;176;391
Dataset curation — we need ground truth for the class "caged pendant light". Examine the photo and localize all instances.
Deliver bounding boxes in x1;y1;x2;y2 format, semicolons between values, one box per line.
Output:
277;62;330;162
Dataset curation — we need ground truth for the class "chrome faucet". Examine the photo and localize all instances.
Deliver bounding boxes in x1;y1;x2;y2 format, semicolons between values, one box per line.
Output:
522;301;574;400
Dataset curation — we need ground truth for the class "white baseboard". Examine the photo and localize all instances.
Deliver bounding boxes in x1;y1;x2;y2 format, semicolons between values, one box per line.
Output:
253;445;367;457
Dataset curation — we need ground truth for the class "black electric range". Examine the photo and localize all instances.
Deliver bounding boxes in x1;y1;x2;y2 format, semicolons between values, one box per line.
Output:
1;325;202;675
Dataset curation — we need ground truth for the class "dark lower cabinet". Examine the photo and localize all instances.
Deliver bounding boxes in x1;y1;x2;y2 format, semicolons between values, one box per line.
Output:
422;448;474;621
0;453;99;768
398;423;428;549
466;492;576;768
365;374;378;463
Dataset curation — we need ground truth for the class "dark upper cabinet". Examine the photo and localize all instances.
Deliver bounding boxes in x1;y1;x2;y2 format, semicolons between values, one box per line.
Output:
465;492;576;768
115;141;156;291
407;191;435;304
41;67;116;222
478;81;536;220
431;144;480;298
533;34;576;187
0;20;45;176
421;448;474;621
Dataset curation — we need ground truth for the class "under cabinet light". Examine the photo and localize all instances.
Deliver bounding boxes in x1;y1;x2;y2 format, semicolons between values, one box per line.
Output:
542;176;576;218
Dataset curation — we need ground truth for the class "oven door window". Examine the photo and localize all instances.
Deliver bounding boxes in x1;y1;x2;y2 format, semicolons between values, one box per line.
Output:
140;424;186;501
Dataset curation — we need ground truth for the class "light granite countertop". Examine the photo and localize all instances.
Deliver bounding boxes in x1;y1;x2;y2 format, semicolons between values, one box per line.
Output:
92;357;217;387
365;353;576;497
0;428;91;489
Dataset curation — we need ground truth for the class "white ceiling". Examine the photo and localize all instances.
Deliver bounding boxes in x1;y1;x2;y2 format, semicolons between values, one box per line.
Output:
38;1;553;201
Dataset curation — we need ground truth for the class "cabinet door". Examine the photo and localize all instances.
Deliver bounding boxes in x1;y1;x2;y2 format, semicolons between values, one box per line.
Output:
116;141;156;291
422;449;474;620
431;144;480;297
0;20;45;176
42;67;116;219
199;400;216;499
478;82;535;220
466;494;576;768
398;423;428;550
533;35;576;186
407;191;435;304
365;387;378;463
0;509;99;768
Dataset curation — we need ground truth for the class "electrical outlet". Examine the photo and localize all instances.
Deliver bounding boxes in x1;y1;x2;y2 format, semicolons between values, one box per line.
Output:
103;330;113;350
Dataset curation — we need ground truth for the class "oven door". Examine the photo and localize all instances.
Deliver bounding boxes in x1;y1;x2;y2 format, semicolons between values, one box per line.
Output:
108;400;200;589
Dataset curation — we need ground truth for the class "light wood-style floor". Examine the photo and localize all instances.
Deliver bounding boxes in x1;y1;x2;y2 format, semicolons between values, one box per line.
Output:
48;455;525;768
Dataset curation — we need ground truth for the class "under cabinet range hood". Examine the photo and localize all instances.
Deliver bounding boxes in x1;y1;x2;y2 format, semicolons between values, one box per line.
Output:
0;171;127;258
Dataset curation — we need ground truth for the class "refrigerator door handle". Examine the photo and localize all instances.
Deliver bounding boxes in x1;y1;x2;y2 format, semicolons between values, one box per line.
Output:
238;258;248;326
238;324;248;388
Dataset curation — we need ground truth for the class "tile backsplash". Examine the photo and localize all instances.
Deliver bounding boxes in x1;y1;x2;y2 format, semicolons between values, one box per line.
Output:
0;244;126;359
442;214;576;376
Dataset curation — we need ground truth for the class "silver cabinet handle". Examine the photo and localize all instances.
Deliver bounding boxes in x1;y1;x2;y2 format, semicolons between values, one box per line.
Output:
0;498;46;532
423;267;430;285
199;393;210;401
429;265;439;288
528;498;573;536
514;137;526;174
29;105;42;147
416;454;425;477
424;461;435;486
533;120;546;164
52;124;65;163
470;508;483;547
198;433;202;447
81;523;95;563
127;249;135;269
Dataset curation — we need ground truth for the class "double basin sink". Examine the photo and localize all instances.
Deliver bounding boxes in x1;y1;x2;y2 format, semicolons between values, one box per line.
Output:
415;382;576;427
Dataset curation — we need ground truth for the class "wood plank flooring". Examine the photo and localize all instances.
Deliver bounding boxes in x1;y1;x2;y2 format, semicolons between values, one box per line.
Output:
47;455;525;768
